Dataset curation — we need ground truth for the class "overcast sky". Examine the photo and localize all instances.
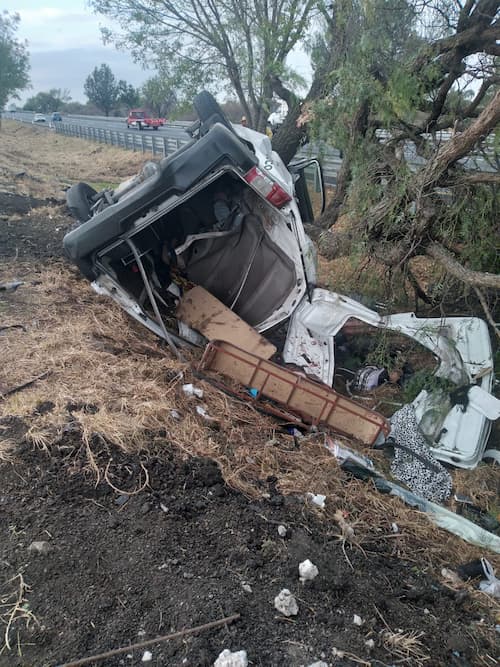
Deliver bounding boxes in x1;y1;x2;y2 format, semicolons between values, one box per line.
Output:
5;0;150;103
6;1;312;105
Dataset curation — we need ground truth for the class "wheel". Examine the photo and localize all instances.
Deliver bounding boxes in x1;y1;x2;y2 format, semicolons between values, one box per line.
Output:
138;122;143;130
66;182;98;223
193;90;235;136
153;126;158;130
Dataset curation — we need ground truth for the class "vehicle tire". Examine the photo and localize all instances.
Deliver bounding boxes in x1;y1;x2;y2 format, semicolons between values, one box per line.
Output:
193;90;235;136
66;182;98;223
138;122;143;131
153;126;158;130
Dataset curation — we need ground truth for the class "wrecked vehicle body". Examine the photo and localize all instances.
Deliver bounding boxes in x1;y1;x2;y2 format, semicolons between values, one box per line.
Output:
63;91;497;468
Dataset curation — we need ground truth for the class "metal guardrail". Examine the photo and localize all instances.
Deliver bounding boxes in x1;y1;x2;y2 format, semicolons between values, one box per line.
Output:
54;122;187;157
5;111;495;184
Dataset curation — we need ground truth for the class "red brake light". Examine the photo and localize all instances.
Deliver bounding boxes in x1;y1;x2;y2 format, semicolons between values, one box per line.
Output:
244;166;292;208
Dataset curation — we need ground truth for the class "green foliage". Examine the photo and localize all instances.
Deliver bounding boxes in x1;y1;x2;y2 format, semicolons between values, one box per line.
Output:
141;76;177;117
0;11;30;112
24;88;71;113
436;182;500;274
90;0;317;129
117;80;140;109
401;369;455;404
84;63;119;116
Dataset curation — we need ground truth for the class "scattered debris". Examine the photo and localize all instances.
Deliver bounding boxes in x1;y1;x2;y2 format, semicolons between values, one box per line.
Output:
182;383;204;399
195;405;218;424
456;559;485;581
170;409;182;420
277;525;287;538
274;589;299;616
299;559;319;583
307;493;326;509
306;662;329;667
213;648;248;667
324;435;374;469
27;540;52;555
141;650;152;662
0;280;23;292
478;558;500;599
391;523;399;533
241;582;252;594
388;404;452;502
353;614;364;626
365;639;375;651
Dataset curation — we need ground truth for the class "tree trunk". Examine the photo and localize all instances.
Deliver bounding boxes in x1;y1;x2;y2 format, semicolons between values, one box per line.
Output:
271;106;306;165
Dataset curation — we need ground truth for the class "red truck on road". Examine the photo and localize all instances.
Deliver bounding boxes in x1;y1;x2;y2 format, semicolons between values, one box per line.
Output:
126;109;166;130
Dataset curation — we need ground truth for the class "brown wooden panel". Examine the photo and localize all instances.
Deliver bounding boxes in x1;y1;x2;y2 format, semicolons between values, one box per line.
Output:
177;286;276;359
200;341;390;445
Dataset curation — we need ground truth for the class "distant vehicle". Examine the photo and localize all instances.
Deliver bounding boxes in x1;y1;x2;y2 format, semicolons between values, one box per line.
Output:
32;113;46;123
51;112;63;121
126;109;166;130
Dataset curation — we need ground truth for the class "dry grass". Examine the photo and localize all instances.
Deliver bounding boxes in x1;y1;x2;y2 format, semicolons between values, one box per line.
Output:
0;574;38;655
0;121;147;200
379;629;430;664
1;120;499;586
1;261;499;575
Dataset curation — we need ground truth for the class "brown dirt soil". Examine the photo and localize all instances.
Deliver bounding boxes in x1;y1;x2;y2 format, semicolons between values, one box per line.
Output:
0;122;499;667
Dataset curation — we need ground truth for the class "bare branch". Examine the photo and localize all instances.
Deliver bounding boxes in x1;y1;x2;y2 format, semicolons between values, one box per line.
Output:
474;287;500;341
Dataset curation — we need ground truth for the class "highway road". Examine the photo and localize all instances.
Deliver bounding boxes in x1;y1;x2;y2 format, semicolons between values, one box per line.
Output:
7;109;192;142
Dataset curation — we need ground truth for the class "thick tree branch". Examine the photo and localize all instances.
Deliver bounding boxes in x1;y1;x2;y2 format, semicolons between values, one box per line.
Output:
458;172;500;184
426;242;500;289
422;89;500;183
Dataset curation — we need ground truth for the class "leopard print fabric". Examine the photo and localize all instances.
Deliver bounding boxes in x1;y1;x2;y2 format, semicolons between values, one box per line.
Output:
390;404;452;503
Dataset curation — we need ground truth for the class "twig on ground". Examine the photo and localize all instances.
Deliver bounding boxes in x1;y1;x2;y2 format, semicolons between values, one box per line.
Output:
55;613;240;667
0;371;50;401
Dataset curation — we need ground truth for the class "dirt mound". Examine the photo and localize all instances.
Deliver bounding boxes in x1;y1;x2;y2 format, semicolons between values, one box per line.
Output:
0;195;72;261
0;442;496;667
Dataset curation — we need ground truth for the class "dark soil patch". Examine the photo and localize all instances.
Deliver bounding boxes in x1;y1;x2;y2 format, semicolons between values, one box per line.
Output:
0;193;72;260
0;440;496;667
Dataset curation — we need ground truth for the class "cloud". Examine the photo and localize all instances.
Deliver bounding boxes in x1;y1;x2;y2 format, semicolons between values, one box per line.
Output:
11;5;105;52
21;47;149;103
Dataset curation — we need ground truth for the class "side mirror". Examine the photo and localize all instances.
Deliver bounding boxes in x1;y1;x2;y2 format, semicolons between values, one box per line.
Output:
288;158;325;223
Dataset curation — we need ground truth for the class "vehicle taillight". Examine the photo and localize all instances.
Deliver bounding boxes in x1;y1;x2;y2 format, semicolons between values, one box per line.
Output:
244;166;292;208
